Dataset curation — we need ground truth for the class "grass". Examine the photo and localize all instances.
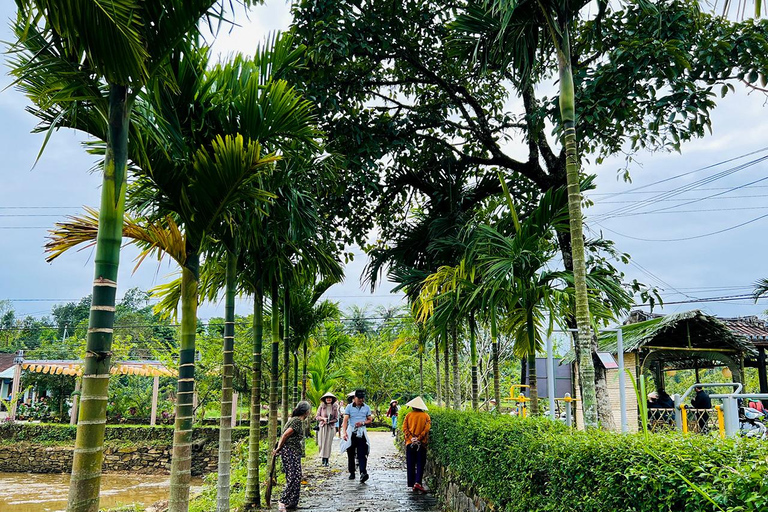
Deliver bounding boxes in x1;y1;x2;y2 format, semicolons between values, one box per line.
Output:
189;435;319;512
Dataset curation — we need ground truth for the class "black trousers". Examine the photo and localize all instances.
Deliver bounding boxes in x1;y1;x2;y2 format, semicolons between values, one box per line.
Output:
406;444;426;487
347;435;368;474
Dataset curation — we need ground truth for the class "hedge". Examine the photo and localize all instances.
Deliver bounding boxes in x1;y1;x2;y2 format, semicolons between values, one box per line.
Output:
428;409;768;512
0;423;261;445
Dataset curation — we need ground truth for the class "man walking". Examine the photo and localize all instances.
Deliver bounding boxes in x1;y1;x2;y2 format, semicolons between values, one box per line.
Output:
341;389;372;483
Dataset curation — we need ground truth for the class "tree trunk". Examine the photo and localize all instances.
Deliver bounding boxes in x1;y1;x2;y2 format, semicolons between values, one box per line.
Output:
419;352;424;396
526;309;539;415
593;350;616;430
293;352;299;406
443;328;450;408
268;281;280;456
452;323;460;409
301;339;308;401
491;310;501;406
434;337;441;408
520;357;527;386
168;253;199;512
558;225;614;428
216;252;237;512
67;84;129;512
557;29;598;428
469;316;478;411
282;286;290;425
243;283;264;510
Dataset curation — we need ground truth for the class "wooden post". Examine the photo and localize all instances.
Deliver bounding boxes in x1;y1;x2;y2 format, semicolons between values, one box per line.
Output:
69;377;81;426
9;353;22;422
758;347;768;408
150;375;160;427
232;392;239;427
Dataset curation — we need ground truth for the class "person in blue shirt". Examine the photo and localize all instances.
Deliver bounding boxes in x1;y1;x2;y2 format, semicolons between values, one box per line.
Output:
340;389;372;482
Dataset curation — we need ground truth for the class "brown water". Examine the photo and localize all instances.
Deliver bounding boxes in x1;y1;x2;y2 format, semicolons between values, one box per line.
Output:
0;472;202;512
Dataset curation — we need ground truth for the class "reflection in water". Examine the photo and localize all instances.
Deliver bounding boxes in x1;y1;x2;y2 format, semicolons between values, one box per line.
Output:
0;472;202;512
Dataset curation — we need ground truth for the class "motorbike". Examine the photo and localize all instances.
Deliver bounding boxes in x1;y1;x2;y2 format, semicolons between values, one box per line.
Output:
739;407;768;440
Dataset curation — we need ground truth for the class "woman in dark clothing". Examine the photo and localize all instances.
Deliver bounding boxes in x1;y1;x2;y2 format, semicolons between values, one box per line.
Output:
274;401;312;511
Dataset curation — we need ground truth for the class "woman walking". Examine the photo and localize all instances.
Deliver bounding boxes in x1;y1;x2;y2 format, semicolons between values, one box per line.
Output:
315;392;339;466
402;396;431;492
386;399;399;437
274;401;312;511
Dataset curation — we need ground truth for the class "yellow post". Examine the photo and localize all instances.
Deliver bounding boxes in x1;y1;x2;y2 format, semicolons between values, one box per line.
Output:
680;404;688;434
715;405;725;439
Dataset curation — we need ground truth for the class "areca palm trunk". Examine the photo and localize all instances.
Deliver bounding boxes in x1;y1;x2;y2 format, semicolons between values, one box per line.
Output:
293;352;299;405
268;281;280;453
67;84;130;512
526;309;539;415
216;253;237;512
443;328;450;408
169;253;200;512
302;339;308;400
434;337;441;407
282;286;291;425
557;28;597;428
244;282;264;510
491;310;501;406
419;351;424;396
469;316;478;411
452;323;460;409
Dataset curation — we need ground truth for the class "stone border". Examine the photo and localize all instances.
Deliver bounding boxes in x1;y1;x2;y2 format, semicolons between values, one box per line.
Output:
0;442;217;475
425;455;492;512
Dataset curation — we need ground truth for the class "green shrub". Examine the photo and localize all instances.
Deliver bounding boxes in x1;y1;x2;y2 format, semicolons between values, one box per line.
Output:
0;423;261;446
428;409;768;512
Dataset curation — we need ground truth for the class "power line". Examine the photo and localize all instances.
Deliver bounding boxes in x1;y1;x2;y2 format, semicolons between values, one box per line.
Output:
589;185;768;196
0;206;81;209
594;212;768;242
636;293;759;307
597;194;768;204
593;154;768;219
592;206;768;218
596;146;768;201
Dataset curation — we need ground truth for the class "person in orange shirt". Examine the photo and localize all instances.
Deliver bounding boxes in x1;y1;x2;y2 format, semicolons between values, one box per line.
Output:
402;396;431;492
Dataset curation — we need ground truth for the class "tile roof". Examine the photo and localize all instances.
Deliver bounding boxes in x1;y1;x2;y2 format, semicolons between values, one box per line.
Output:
720;316;768;346
0;353;16;373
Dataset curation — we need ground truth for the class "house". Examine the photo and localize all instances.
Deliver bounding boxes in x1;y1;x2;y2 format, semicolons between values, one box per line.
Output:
0;353;17;402
566;310;757;431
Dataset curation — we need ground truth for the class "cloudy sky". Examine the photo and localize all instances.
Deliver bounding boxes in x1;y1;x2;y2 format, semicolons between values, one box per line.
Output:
0;2;766;324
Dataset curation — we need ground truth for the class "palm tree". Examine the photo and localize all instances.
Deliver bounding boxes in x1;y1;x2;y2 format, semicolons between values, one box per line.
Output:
452;0;608;426
46;131;275;512
240;147;342;507
306;346;346;405
8;3;251;509
288;279;342;401
421;184;633;415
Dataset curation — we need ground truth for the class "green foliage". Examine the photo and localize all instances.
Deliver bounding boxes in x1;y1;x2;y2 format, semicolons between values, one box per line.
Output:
428;409;768;511
188;437;319;512
306;345;346;406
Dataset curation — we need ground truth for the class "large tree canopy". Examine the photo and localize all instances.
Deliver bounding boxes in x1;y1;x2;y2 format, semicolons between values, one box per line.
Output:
291;0;768;245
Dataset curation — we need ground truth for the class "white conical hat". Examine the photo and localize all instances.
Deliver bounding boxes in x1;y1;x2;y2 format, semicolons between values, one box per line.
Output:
405;396;428;411
321;392;337;401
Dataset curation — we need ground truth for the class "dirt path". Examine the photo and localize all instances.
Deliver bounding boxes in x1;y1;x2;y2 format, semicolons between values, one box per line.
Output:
293;431;439;512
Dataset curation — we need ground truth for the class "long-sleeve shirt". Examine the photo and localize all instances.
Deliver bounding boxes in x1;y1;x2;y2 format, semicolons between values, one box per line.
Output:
402;411;431;446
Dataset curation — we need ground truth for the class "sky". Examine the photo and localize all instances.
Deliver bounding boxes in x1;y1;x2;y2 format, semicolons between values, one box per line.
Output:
0;2;766;324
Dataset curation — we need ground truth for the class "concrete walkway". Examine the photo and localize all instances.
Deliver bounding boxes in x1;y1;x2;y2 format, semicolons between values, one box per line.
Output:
292;431;439;512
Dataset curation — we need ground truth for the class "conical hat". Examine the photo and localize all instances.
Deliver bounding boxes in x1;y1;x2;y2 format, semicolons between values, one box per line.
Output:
321;392;337;402
405;396;428;411
347;391;356;398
